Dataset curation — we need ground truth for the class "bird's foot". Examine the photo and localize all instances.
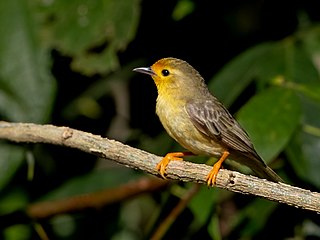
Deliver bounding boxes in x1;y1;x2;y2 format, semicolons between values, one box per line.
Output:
156;152;192;178
206;151;229;186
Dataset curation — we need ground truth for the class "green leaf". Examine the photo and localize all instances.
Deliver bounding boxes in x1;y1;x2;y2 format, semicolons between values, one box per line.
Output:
264;39;319;85
300;24;320;73
40;168;137;201
71;44;120;76
286;96;320;186
208;42;275;107
274;81;320;102
0;144;25;190
207;212;222;240
37;0;140;75
188;186;218;227
208;36;319;108
285;131;320;186
3;224;32;240
0;0;56;123
0;188;28;214
172;0;195;21
236;87;301;162
50;215;76;238
231;199;278;237
297;83;320;102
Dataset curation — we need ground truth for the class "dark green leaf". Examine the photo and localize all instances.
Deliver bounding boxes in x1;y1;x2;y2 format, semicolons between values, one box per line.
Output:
172;0;195;21
3;224;32;240
0;188;28;214
37;0;140;75
286;96;320;186
188;186;218;227
298;83;320;102
0;144;25;191
209;37;319;108
231;199;278;237
286;42;319;84
300;24;320;73
208;42;274;107
237;87;301;162
285;131;320;185
0;0;56;123
40;168;137;201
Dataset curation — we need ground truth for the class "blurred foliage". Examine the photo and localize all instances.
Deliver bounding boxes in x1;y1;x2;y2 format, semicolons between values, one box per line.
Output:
0;0;320;239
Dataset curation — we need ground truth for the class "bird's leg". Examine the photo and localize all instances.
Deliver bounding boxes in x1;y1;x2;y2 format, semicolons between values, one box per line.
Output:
206;151;229;186
156;152;194;178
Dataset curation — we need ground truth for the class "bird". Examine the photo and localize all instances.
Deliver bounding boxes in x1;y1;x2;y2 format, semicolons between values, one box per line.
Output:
133;57;283;185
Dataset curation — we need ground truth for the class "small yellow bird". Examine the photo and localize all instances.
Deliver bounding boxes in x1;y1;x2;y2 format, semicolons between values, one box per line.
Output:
133;57;283;185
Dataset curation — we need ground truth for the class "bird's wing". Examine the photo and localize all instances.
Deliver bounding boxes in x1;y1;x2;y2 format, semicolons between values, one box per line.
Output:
186;99;260;158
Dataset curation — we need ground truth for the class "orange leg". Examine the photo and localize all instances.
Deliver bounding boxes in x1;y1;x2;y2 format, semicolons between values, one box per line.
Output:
156;152;193;178
206;151;229;186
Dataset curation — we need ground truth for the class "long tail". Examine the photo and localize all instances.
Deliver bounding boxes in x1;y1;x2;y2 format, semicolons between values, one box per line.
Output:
236;155;284;183
252;164;284;183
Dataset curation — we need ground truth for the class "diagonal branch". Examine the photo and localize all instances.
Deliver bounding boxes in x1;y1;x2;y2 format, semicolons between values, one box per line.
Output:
0;121;319;213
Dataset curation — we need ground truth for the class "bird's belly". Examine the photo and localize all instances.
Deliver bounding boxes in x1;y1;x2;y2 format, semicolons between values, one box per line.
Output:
156;100;223;157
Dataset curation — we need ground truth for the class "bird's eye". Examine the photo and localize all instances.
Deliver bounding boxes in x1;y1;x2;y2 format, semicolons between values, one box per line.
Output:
161;69;170;76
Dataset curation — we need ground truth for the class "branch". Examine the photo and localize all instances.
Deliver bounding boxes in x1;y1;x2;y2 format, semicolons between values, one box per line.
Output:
27;177;169;219
0;121;319;213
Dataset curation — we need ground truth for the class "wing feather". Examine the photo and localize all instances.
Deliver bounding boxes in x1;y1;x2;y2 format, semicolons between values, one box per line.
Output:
186;99;260;158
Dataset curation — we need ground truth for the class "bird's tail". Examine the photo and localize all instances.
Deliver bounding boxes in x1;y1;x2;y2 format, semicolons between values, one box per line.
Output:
236;155;284;183
252;164;284;183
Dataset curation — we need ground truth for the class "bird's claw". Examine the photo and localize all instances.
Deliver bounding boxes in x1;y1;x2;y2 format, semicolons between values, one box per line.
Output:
156;152;184;179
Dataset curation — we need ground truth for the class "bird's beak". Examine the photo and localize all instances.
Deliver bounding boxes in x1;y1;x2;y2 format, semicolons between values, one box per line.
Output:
133;67;156;76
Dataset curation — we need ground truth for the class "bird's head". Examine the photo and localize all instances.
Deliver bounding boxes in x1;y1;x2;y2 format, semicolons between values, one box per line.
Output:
133;57;207;96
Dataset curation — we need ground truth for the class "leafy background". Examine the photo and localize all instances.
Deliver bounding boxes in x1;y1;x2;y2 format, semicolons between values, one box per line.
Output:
1;0;320;239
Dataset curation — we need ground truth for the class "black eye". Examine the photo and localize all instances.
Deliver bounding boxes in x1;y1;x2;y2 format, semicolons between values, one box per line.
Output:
161;69;170;76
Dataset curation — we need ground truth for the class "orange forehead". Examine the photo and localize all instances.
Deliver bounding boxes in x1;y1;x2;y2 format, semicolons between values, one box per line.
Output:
151;58;178;77
151;59;168;73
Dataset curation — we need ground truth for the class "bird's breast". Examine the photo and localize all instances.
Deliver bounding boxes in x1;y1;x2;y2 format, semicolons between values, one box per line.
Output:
156;95;223;156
